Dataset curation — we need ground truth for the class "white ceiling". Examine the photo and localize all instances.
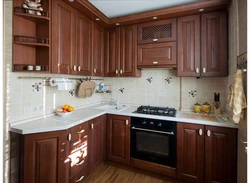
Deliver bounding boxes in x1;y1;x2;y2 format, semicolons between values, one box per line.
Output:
88;0;199;18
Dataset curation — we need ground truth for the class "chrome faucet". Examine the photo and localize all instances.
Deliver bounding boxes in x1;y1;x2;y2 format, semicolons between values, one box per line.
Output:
109;95;119;106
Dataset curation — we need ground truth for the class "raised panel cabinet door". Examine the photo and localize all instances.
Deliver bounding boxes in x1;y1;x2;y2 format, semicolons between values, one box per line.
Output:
76;12;92;75
92;22;104;76
120;24;141;77
177;123;204;183
107;115;130;165
52;0;76;74
205;126;237;183
105;27;120;77
23;131;68;183
177;15;200;77
88;115;106;174
138;42;176;68
201;11;227;76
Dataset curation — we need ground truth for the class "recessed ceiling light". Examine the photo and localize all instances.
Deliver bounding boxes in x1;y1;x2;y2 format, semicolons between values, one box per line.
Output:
116;23;120;26
153;16;157;20
69;0;74;2
96;18;100;21
199;8;204;12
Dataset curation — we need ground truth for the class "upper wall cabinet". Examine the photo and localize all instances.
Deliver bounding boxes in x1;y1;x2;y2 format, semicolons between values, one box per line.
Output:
13;0;51;72
137;18;177;68
177;11;227;77
138;19;176;44
92;22;105;76
105;25;141;77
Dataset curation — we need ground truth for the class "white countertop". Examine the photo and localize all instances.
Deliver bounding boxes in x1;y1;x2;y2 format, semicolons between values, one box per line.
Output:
9;104;238;134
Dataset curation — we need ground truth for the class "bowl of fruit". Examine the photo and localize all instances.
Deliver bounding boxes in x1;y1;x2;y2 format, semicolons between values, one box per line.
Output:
56;104;74;117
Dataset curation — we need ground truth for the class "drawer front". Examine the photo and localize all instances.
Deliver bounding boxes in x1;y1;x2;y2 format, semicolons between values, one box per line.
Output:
70;165;87;183
70;122;88;142
138;18;176;44
138;42;176;67
69;136;88;177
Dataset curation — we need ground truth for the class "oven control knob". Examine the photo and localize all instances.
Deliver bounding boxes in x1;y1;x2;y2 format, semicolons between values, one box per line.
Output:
142;121;147;125
158;123;162;127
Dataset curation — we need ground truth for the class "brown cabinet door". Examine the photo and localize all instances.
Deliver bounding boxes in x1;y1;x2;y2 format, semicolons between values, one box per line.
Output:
177;15;200;77
120;24;140;77
201;11;227;76
138;18;177;44
107;114;130;165
92;22;104;76
138;42;176;68
76;12;92;75
205;126;237;183
23;131;68;183
105;27;120;77
177;123;204;183
88;115;107;174
52;0;76;74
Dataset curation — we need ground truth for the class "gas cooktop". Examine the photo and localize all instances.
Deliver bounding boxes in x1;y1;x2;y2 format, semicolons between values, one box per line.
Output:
133;105;176;117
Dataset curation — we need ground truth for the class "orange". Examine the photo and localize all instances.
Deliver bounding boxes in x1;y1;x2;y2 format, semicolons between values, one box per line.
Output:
68;106;74;112
63;104;69;110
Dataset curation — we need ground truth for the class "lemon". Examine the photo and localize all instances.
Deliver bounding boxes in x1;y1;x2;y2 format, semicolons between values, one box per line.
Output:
68;106;74;112
63;104;69;110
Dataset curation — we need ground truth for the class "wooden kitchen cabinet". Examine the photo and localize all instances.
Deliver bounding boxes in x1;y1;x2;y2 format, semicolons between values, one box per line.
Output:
92;22;105;76
12;0;51;72
88;115;107;174
137;18;177;44
10;131;68;183
105;24;141;77
177;123;237;183
107;114;131;165
51;0;76;74
177;11;227;77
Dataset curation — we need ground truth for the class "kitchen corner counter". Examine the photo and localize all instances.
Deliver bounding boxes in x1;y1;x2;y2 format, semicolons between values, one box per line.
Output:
9;104;238;135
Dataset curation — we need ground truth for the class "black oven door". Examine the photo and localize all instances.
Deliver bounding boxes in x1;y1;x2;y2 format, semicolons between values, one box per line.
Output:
130;127;176;168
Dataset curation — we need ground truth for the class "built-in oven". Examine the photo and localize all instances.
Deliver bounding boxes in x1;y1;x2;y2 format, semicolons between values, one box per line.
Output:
130;117;176;168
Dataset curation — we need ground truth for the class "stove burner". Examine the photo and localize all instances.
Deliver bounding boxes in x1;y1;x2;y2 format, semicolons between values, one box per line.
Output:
134;105;176;117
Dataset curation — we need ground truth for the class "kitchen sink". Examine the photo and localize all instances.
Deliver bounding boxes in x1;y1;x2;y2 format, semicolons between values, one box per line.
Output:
95;104;129;112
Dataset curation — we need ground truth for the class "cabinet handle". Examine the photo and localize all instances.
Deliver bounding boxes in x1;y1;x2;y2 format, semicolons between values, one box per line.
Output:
73;65;77;71
196;68;199;74
76;159;85;166
153;61;158;64
67;133;72;141
120;70;123;74
115;70;118;74
207;130;211;137
76;129;85;134
93;68;96;73
153;38;158;42
126;120;129;125
58;63;60;74
91;123;94;130
199;129;203;136
78;66;81;72
75;175;84;182
203;68;206;74
67;65;70;74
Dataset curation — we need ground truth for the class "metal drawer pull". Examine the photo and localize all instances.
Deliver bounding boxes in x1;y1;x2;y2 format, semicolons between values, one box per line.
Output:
76;159;85;166
115;69;118;74
120;70;123;74
93;68;96;73
207;130;211;137
196;68;199;74
73;65;77;71
91;123;94;129
75;175;84;182
153;61;158;64
241;140;247;144
76;129;85;134
153;38;158;42
126;120;129;125
131;126;174;135
199;129;203;136
78;66;81;72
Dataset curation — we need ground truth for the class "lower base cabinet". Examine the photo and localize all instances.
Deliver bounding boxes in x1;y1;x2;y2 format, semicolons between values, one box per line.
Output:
106;114;130;165
177;122;237;183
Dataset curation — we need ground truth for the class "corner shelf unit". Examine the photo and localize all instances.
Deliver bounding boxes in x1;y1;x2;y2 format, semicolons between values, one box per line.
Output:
13;1;51;72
